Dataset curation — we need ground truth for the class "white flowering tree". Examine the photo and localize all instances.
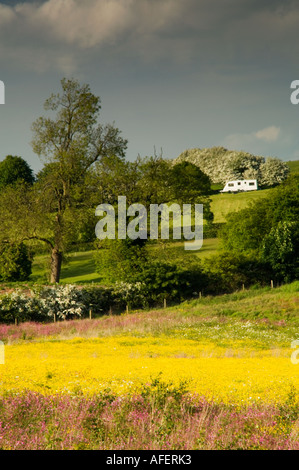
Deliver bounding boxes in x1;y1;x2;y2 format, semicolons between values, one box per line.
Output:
114;281;148;309
38;284;86;320
259;157;290;187
0;289;40;323
174;147;289;187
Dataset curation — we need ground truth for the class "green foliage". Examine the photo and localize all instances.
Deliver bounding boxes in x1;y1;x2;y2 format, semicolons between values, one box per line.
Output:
0;78;128;284
140;373;190;409
80;285;114;314
134;154;173;206
268;174;299;224
0;155;35;189
139;260;207;303
93;155;213;218
219;201;271;252
220;175;299;250
202;251;272;293
95;235;208;304
0;242;32;282
94;238;148;284
170;161;211;202
93;155;140;206
219;175;299;283
262;221;299;282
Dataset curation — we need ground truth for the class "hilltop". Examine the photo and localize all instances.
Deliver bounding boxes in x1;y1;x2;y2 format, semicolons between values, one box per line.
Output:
174;147;290;186
286;159;299;174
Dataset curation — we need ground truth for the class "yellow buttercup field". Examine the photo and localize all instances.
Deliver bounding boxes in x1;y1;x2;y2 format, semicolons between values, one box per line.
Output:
0;335;297;405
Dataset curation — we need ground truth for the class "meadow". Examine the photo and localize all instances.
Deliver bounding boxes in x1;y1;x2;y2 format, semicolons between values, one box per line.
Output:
29;187;271;285
286;159;299;175
210;188;273;223
0;184;298;450
0;282;298;449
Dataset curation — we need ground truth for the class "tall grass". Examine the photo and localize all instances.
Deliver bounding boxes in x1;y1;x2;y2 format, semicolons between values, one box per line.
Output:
0;382;298;450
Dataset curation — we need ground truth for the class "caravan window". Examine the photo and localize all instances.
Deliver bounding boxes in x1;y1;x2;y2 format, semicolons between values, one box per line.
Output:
249;182;255;186
228;183;234;187
238;182;241;185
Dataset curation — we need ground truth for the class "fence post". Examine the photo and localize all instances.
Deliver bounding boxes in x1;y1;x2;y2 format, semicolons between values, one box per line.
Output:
199;291;202;299
164;298;167;308
53;313;56;323
271;280;274;289
89;308;92;320
126;304;129;314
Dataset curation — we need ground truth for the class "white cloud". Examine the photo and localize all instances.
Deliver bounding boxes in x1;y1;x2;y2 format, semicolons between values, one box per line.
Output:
222;132;256;151
2;0;181;49
223;126;281;150
255;126;280;142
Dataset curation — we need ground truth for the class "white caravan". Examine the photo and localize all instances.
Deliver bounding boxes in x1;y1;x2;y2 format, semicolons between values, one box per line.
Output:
220;179;258;193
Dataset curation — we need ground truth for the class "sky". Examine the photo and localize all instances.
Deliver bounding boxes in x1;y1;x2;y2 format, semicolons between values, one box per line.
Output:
1;0;299;174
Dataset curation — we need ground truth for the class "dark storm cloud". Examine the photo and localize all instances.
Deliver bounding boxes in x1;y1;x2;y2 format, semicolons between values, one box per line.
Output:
0;0;298;73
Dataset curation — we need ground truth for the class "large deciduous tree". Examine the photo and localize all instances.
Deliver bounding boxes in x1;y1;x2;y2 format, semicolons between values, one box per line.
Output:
0;78;127;283
31;78;127;282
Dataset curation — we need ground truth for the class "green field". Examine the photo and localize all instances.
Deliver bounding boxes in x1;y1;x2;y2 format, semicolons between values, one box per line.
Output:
30;250;102;284
210;188;273;223
30;238;220;284
286;159;299;174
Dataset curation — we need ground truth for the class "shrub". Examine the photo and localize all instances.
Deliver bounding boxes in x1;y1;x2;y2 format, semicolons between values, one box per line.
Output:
0;285;88;323
0;242;32;282
0;290;43;323
94;238;148;284
128;259;208;305
262;220;299;283
113;282;148;309
37;285;86;320
80;285;115;316
203;251;272;294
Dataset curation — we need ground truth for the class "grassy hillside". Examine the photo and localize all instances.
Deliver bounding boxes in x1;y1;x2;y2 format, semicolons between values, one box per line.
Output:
30;250;101;284
29;238;220;284
286;159;299;174
210;188;273;223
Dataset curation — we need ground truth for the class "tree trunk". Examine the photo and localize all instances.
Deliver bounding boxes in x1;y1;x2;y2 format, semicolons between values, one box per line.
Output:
50;248;62;283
